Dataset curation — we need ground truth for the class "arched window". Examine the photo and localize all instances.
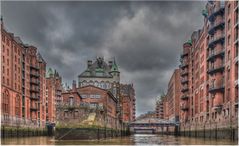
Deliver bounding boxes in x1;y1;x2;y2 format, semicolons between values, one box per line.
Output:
69;96;74;106
15;95;21;117
2;90;10;114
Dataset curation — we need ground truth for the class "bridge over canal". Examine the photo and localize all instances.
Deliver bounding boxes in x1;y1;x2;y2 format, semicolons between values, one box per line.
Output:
129;118;179;135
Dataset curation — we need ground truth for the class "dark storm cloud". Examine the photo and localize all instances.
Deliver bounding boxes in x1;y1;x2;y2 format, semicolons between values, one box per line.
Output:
1;1;205;116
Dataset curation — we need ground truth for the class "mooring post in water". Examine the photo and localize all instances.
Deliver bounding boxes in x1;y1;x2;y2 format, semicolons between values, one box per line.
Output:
215;124;217;139
104;127;106;138
97;128;99;140
2;126;5;138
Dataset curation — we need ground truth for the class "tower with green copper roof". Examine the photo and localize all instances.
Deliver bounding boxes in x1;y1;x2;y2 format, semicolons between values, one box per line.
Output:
46;68;54;78
78;57;120;99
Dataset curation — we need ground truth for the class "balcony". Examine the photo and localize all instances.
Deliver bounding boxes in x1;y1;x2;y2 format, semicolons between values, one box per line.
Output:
207;49;225;61
235;80;238;87
234;56;239;64
208;34;225;48
208;80;225;93
30;72;40;78
208;20;225;35
180;52;189;58
30;65;40;70
30;105;38;111
180;62;189;69
235;97;238;107
30;79;40;85
208;3;225;22
30;96;39;100
181;86;189;92
207;64;224;75
181;94;189;100
181;78;189;84
30;87;40;93
180;103;189;111
180;69;188;76
213;104;223;112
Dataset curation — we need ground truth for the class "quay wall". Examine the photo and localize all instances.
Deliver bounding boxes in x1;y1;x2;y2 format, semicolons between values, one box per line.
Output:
1;126;48;138
179;127;238;140
179;119;238;140
55;127;129;140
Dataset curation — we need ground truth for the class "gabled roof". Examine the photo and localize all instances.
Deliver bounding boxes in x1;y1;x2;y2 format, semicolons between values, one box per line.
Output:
78;85;118;102
37;53;46;64
14;36;23;44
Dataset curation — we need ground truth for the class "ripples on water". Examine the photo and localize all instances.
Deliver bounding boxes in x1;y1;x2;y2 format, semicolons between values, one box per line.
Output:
1;134;238;145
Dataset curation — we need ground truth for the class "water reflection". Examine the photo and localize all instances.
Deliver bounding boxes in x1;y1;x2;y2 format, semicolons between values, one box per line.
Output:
1;134;237;145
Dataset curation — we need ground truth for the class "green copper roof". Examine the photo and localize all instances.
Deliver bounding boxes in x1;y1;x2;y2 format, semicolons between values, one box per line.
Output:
202;9;208;17
46;68;53;78
185;39;192;45
111;59;119;72
95;68;104;72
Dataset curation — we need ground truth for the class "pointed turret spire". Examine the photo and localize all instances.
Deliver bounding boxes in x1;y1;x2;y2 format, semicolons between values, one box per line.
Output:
111;57;119;72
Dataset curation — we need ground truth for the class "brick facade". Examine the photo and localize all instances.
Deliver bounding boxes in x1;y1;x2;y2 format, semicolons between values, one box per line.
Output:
46;68;62;123
1;21;46;128
179;1;238;130
120;84;136;122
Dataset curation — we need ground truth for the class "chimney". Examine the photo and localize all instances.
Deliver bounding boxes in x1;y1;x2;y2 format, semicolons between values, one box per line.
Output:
72;80;76;92
87;60;92;68
108;61;113;68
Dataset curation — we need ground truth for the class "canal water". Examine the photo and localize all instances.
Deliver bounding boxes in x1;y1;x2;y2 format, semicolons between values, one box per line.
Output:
1;134;237;145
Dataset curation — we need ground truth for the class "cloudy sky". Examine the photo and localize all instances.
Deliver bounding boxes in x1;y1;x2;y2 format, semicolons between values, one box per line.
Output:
2;1;205;116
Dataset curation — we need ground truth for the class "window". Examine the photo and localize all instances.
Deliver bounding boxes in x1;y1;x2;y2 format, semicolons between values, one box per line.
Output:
228;51;231;60
228;35;231;45
227;4;230;16
2;90;10;114
15;95;21;117
90;94;101;99
81;94;88;98
64;111;68;118
228;19;231;30
69;97;73;105
2;34;5;42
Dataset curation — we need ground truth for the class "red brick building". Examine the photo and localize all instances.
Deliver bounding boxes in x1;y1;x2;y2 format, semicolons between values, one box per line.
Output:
179;1;238;131
167;69;181;122
46;68;62;123
155;99;164;119
61;81;118;128
79;85;118;126
136;111;156;121
120;84;136;122
1;20;46;128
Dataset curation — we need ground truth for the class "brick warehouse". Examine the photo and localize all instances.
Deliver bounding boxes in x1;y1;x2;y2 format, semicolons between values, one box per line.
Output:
58;81;118;129
46;68;63;124
179;1;238;139
1;20;47;128
156;0;238;139
120;84;136;122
